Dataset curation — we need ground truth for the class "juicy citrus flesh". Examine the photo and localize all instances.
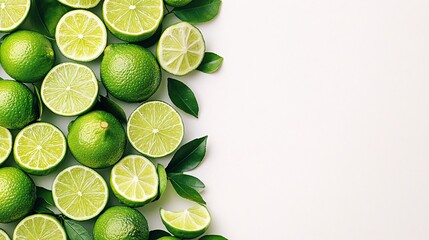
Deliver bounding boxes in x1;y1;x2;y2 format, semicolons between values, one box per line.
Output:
56;10;107;62
58;0;100;8
13;214;67;240
127;101;184;158
53;165;108;221
0;126;12;165
161;205;211;237
41;62;99;116
14;122;66;175
0;228;9;240
157;22;206;76
0;0;30;32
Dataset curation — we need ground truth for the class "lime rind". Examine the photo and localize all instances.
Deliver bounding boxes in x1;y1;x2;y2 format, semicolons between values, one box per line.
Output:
0;228;10;240
0;126;12;166
13;214;67;240
153;164;167;201
0;0;31;32
58;0;101;9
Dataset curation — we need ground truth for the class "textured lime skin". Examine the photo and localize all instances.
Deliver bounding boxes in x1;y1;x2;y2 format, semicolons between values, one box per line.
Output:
68;111;126;168
0;80;38;129
93;206;149;240
164;0;192;7
101;44;161;102
0;30;55;82
158;237;180;240
0;167;36;223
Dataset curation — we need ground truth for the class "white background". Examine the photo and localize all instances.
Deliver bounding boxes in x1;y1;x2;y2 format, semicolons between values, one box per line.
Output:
3;0;429;239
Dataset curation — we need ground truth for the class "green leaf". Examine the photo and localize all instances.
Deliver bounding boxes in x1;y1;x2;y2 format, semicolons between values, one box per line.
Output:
33;84;43;121
166;136;208;173
173;0;222;23
36;187;54;206
149;229;171;240
197;52;224;73
200;235;228;240
35;0;70;37
167;78;199;118
170;175;206;205
63;219;92;240
33;198;55;215
93;95;127;123
168;173;205;193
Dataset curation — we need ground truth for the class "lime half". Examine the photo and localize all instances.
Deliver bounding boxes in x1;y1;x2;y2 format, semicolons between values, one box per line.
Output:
0;126;12;166
13;214;67;240
41;62;99;116
0;229;9;240
14;122;66;175
0;0;30;32
53;165;108;221
127;101;184;158
58;0;100;9
160;205;211;239
157;22;206;76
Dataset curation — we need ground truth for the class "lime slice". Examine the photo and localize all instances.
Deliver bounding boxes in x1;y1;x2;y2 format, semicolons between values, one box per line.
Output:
41;62;99;116
58;0;100;9
127;101;184;158
0;0;30;32
153;164;167;201
56;10;107;62
102;0;163;42
0;126;12;166
14;122;66;176
0;229;10;240
157;22;206;76
160;205;211;239
111;155;158;207
13;214;67;240
52;165;108;221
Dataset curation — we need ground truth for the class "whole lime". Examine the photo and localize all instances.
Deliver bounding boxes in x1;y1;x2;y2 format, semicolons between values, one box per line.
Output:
67;110;126;168
0;30;55;82
0;80;38;129
0;167;36;223
100;44;161;102
93;206;149;240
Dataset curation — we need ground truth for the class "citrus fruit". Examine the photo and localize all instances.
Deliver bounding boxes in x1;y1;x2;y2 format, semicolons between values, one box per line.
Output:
41;62;99;116
160;205;211;239
68;110;126;168
56;10;107;62
100;44;161;102
0;126;12;166
13;214;67;240
93;206;149;240
157;22;206;76
0;229;9;240
158;237;180;240
0;0;31;32
164;0;192;7
111;155;159;207
0;30;55;82
102;0;163;42
0;167;36;223
58;0;100;9
52;165;109;221
14;122;66;175
153;164;167;201
127;101;184;158
0;80;38;129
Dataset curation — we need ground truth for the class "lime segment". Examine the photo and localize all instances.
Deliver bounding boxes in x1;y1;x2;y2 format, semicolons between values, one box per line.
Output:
0;0;30;32
58;0;100;9
0;126;12;165
13;214;66;240
0;229;9;240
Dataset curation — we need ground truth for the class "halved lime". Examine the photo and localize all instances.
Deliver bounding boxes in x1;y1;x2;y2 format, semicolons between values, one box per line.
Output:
0;126;12;166
160;205;211;239
13;214;67;240
111;155;158;207
58;0;100;9
0;0;30;32
41;62;99;116
127;101;184;158
56;10;107;62
52;165;108;221
153;164;167;201
102;0;163;42
157;22;206;76
14;122;66;176
0;229;9;240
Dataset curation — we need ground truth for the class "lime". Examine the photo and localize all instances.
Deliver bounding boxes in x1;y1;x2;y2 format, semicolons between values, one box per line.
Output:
111;155;159;207
14;122;66;176
68;111;126;168
160;205;211;239
164;0;192;7
158;237;180;240
41;62;99;116
0;127;12;166
58;0;100;9
0;30;55;82
127;101;184;158
157;22;206;76
52;165;109;221
153;164;167;201
100;44;161;102
102;0;163;42
13;214;67;240
93;206;149;240
0;229;10;240
0;0;30;32
0;80;38;129
56;10;107;62
0;167;36;223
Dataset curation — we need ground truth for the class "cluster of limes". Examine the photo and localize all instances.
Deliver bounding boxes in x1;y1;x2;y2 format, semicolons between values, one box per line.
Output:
0;0;216;239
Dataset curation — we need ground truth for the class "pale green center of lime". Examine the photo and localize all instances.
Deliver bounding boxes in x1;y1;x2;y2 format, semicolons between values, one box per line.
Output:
129;5;136;10
0;3;5;9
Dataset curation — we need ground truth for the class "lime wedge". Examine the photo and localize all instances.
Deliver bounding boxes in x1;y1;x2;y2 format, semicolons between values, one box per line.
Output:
0;126;12;166
0;0;30;32
14;122;66;176
157;22;206;76
111;155;159;207
13;214;67;240
56;10;107;62
102;0;163;42
0;229;9;240
160;205;211;239
41;62;99;116
52;165;108;221
127;101;184;158
58;0;100;9
153;163;167;201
